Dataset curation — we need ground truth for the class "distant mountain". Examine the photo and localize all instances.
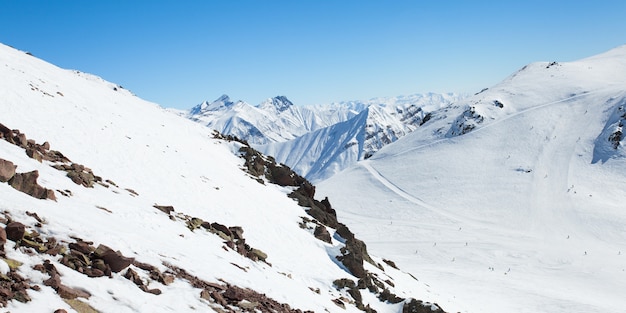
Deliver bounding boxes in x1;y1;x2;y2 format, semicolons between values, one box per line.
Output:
184;95;361;145
0;43;445;313
183;93;464;181
318;45;626;313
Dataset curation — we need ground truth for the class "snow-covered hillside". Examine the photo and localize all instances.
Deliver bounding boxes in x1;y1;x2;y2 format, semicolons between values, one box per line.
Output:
318;45;626;313
0;43;446;312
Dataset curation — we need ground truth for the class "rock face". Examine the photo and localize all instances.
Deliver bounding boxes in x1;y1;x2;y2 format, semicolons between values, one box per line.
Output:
0;158;16;182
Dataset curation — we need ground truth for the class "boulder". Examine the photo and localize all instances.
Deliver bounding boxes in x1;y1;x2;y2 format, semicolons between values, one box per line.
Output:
313;225;331;243
25;147;43;163
94;244;134;273
5;222;26;242
56;284;90;299
0;158;16;182
8;170;54;200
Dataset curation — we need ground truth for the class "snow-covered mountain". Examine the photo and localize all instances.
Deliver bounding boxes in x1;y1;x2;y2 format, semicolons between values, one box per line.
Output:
0;43;446;312
318;45;626;313
183;92;464;182
183;95;362;145
256;93;463;182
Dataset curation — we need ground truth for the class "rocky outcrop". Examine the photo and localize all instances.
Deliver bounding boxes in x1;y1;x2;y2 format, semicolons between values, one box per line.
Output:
166;263;313;313
8;170;56;200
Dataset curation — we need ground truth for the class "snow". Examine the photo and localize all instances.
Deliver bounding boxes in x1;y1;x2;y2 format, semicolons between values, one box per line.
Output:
0;43;434;312
319;45;626;313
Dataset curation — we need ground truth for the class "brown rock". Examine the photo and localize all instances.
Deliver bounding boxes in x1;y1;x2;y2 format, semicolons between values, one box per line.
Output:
210;290;228;306
44;273;62;289
124;268;143;286
69;241;94;254
25;147;43;163
54;309;68;313
210;223;232;239
95;244;134;273
5;222;26;241
8;170;51;199
313;225;331;243
15;133;27;147
57;284;90;299
0;228;6;251
200;288;211;301
42;141;50;150
223;286;245;302
0;158;16;182
153;205;174;215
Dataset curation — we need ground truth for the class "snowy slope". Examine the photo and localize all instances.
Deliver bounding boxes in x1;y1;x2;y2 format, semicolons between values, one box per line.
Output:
319;45;626;313
0;43;444;312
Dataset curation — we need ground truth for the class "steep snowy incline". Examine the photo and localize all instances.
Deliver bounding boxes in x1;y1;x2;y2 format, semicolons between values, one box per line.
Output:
318;45;626;313
0;43;445;312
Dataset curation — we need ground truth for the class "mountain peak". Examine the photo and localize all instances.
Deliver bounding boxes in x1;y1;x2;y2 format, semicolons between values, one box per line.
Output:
259;95;294;112
189;94;236;115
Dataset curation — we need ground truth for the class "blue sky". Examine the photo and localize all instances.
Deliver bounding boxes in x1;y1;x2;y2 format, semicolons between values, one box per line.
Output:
1;1;625;109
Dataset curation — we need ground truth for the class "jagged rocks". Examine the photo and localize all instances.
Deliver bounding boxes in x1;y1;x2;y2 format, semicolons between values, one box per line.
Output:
336;237;377;279
52;163;100;188
7;170;56;200
0;159;16;182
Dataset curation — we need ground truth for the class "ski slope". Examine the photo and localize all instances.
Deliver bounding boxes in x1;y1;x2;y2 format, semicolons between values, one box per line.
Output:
318;45;626;313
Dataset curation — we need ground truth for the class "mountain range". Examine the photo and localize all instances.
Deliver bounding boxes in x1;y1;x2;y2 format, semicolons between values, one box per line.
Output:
183;93;464;181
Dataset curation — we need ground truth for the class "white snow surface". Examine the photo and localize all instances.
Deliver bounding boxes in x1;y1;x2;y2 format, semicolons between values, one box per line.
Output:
318;45;626;313
0;43;437;312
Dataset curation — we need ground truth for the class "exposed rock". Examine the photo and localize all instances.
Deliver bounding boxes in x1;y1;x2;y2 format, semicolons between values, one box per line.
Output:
153;205;174;215
382;259;399;270
5;222;26;242
57;285;91;300
25;147;43;163
313;225;331;243
402;298;446;313
94;244;134;273
210;222;233;239
0;228;5;251
229;226;244;240
7;170;55;200
54;309;68;313
0;158;16;182
223;286;246;302
248;249;267;262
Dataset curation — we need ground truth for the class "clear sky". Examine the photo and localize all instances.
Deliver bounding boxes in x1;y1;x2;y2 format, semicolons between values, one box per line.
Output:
1;1;625;109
